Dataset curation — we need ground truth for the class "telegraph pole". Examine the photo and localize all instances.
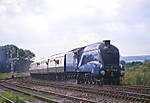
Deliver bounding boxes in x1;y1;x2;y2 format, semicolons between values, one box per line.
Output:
9;47;19;79
10;49;14;78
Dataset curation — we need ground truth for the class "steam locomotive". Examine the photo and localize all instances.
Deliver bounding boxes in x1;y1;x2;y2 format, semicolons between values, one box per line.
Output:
30;40;124;85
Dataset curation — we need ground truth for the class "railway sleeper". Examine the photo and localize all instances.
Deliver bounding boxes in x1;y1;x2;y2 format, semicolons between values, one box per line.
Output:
17;78;150;103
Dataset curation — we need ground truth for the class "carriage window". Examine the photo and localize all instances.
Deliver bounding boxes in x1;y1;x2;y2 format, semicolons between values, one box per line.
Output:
56;60;59;64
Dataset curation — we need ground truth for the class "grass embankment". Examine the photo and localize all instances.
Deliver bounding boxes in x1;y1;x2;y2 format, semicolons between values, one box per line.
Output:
122;62;150;85
44;95;58;99
0;96;5;103
0;92;34;103
0;73;29;80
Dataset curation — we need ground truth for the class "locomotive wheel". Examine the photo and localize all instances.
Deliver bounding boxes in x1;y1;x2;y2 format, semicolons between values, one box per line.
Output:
92;76;96;84
97;81;103;86
80;74;84;83
88;74;92;84
89;75;93;84
77;79;80;84
76;74;82;84
85;74;89;84
100;78;104;85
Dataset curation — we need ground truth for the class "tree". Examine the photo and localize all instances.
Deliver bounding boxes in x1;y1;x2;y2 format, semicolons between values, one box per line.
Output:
14;49;35;72
0;45;35;73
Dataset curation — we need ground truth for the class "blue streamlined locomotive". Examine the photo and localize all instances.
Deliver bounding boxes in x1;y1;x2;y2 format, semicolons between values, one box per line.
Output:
30;40;124;85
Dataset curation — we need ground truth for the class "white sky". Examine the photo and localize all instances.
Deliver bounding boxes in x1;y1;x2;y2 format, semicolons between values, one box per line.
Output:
0;0;150;60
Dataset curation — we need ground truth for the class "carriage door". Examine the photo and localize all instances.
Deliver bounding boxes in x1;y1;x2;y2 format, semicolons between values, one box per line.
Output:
65;52;77;72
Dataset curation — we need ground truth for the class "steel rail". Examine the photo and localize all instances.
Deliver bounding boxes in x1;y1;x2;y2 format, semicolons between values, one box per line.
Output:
21;79;150;103
3;81;98;103
103;85;150;93
0;83;59;103
0;94;15;103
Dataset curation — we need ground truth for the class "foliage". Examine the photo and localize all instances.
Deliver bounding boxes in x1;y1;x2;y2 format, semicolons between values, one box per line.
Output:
0;96;6;103
122;61;150;85
0;44;35;73
0;92;33;103
44;95;58;99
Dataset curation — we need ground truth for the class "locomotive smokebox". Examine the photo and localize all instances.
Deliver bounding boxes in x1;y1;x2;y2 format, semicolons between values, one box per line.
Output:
103;40;110;48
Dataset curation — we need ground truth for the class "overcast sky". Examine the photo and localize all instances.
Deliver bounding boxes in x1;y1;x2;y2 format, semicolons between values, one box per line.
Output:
0;0;150;60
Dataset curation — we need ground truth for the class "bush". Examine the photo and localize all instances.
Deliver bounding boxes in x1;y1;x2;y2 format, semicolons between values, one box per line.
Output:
122;61;150;86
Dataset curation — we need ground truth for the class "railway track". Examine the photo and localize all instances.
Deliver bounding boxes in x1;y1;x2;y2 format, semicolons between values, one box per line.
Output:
0;94;15;103
18;78;150;103
0;82;59;103
103;85;150;95
0;81;98;103
11;79;113;103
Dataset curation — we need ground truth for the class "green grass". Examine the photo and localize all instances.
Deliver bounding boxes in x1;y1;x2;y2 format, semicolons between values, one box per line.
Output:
0;92;34;103
0;73;11;79
122;61;150;86
122;71;150;85
0;96;6;103
0;73;29;80
44;95;58;99
14;73;29;78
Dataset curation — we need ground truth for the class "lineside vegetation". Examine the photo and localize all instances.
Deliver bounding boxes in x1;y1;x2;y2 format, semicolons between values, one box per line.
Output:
0;73;29;80
0;92;34;103
122;61;150;85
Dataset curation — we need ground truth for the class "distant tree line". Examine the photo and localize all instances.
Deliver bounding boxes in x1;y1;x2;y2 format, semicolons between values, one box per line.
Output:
0;45;35;73
121;60;150;85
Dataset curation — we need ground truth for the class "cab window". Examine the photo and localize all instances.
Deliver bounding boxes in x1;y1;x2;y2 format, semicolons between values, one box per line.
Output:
81;55;95;66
